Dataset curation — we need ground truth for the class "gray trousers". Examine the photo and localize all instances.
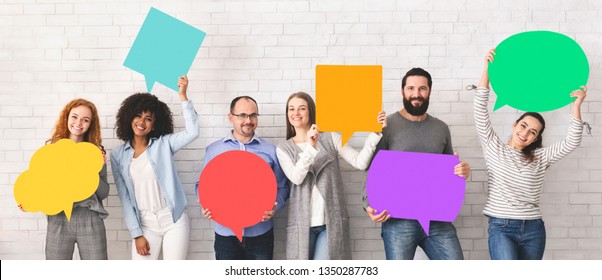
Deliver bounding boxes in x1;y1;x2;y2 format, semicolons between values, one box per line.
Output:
45;206;108;260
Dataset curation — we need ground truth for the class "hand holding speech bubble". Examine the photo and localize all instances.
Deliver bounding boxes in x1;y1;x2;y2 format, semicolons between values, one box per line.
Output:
198;150;277;241
316;65;382;146
489;31;589;112
14;139;104;221
124;7;206;92
366;150;465;235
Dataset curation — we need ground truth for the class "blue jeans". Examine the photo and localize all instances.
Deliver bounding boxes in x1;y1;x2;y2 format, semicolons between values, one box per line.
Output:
381;218;463;260
488;217;546;260
214;228;274;260
309;225;329;260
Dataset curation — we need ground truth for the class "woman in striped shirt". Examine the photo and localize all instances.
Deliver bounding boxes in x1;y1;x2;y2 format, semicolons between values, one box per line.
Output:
475;49;587;260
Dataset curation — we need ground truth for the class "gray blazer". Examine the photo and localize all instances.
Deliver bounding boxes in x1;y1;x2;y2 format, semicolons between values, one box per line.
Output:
278;132;351;260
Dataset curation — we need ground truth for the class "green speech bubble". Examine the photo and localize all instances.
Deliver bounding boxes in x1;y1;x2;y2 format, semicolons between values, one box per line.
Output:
489;31;589;112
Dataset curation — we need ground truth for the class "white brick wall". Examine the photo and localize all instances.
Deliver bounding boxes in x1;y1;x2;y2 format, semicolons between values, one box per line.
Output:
1;0;601;260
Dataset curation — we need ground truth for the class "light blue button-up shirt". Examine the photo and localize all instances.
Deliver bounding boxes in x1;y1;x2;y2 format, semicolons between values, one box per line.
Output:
111;100;199;239
196;131;289;237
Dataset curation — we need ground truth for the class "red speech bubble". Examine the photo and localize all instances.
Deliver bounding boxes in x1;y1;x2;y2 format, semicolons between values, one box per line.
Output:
198;150;276;241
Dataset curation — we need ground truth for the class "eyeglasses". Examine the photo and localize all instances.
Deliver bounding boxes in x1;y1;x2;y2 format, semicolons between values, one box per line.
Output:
231;113;260;120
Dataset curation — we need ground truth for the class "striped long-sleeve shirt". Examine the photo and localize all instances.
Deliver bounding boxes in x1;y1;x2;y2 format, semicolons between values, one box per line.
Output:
474;87;584;220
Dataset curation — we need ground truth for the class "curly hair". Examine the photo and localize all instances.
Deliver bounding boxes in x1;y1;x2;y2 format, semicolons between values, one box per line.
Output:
47;98;103;152
115;93;173;142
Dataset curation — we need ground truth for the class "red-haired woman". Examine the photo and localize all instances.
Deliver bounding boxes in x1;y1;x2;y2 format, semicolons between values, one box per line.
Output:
33;99;109;259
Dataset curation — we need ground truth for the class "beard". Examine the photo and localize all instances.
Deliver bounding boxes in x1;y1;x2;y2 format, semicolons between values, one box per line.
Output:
240;124;256;135
403;96;429;116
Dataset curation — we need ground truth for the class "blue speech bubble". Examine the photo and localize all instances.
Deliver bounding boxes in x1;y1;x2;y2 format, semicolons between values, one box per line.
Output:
124;7;206;92
366;151;465;235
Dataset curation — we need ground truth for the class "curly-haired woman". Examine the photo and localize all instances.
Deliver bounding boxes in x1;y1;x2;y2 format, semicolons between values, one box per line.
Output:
110;76;199;260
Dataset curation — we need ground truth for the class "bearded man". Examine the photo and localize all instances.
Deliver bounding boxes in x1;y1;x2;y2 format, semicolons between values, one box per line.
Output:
361;68;471;260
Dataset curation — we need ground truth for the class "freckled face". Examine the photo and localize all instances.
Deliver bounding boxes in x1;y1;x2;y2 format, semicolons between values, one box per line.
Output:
67;105;92;141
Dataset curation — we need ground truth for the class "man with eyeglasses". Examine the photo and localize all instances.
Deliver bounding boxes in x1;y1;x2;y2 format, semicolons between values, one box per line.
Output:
196;96;289;260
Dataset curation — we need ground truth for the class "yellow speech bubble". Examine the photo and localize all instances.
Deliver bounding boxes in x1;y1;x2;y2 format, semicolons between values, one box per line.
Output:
14;139;103;221
316;65;382;146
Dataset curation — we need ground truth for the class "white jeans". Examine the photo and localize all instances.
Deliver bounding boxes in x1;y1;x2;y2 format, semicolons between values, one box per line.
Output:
132;207;189;260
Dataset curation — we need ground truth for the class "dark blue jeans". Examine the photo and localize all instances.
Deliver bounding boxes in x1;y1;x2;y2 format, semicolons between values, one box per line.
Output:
214;228;274;260
488;217;546;260
381;218;464;260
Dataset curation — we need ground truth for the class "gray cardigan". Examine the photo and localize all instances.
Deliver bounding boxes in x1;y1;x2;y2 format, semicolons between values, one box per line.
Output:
278;132;351;260
73;163;109;218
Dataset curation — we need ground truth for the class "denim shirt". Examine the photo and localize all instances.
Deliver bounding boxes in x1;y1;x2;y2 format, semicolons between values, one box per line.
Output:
111;100;199;239
196;131;290;237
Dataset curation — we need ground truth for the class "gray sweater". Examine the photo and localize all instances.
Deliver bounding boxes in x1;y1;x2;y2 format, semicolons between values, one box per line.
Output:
73;164;110;218
362;112;453;209
278;132;351;260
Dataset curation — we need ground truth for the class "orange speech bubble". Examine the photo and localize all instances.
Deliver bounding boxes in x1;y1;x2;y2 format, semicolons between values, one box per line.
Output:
198;150;277;241
316;65;382;146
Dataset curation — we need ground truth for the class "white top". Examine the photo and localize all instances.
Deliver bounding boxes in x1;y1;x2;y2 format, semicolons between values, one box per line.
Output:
130;151;167;212
277;132;382;226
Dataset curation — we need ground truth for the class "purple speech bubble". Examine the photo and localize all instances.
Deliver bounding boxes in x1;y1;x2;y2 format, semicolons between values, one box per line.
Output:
366;150;465;235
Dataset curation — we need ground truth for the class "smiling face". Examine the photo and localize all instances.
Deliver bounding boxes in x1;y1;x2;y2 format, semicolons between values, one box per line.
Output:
67;105;93;142
228;98;258;140
131;111;155;139
509;115;543;150
287;97;310;129
284;92;316;140
402;75;431;116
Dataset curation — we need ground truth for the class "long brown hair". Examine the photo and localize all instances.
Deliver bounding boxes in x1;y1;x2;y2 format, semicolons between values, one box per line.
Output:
47;99;103;152
515;112;546;163
285;92;316;140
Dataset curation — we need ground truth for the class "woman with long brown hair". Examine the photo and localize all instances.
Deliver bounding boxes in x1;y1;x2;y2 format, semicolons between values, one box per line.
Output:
277;91;386;259
474;49;587;259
